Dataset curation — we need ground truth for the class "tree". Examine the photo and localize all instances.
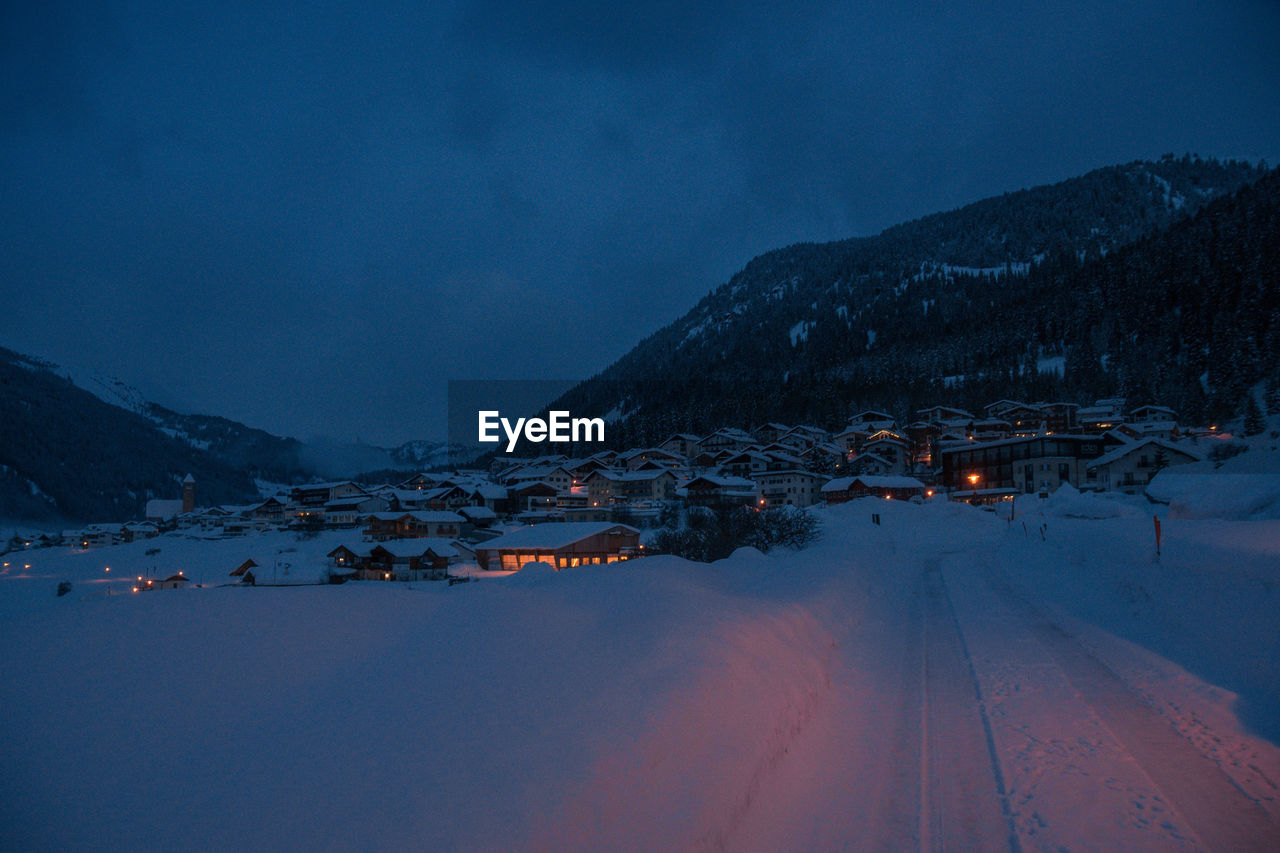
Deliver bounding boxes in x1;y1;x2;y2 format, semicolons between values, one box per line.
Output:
1266;375;1280;416
1243;392;1266;436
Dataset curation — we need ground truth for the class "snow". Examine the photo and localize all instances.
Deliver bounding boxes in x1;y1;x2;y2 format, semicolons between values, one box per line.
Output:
2;501;1278;849
476;521;639;550
1036;355;1065;377
1146;470;1280;520
789;320;810;346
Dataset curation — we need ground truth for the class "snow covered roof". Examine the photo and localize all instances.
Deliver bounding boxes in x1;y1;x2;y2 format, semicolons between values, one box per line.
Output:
367;511;465;523
1087;438;1205;470
476;522;639;552
145;499;184;519
458;505;498;520
854;475;926;489
685;475;757;490
372;538;460;559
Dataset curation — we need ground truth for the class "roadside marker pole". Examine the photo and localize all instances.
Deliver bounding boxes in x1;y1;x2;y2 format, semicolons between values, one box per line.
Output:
1153;515;1162;561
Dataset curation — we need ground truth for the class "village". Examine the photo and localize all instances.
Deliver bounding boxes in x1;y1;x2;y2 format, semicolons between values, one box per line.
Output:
5;395;1234;589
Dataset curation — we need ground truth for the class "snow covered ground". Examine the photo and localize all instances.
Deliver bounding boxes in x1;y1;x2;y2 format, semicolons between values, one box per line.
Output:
3;496;1279;850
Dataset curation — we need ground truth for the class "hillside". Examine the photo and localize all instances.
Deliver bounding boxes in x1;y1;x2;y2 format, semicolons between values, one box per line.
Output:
0;348;265;523
548;156;1275;446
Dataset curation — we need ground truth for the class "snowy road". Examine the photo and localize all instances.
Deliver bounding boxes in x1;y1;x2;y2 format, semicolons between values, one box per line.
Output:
732;513;1280;852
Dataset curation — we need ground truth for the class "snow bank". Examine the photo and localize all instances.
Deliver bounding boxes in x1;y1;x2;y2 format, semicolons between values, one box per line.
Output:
1147;470;1280;520
1041;483;1139;519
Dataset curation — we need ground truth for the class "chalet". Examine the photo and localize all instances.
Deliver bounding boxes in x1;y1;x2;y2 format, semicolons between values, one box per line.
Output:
247;496;288;524
1087;439;1204;493
1078;399;1127;432
777;425;827;450
823;475;927;503
229;559;259;584
619;447;684;470
291;481;365;510
848;410;896;431
917;405;974;423
1130;405;1178;424
723;450;772;479
832;425;868;456
617;468;679;502
849;452;896;476
467;483;511;514
474;522;641;571
681;475;758;509
325;494;388;526
398;473;445;490
863;430;912;471
800;442;846;472
508;480;559;513
366;539;459;581
457;505;499;527
750;423;792;445
582;468;623;507
328;544;374;574
755;469;828;508
1111;419;1181;442
699;428;756;454
364;511;465;541
121;521;159;542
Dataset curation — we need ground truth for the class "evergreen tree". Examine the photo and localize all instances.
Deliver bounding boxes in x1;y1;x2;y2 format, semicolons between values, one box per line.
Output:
1243;392;1266;436
1266;375;1280;416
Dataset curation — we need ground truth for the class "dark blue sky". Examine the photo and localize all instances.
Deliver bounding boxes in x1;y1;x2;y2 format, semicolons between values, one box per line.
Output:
3;1;1279;444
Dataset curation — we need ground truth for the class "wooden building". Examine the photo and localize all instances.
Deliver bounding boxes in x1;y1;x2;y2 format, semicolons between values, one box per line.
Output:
474;522;640;572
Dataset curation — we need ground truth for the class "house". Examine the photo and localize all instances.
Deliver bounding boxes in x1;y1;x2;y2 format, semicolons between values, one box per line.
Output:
364;511;465;541
324;493;388;526
862;430;911;473
722;450;772;479
848;410;896;431
849;452;897;477
474;522;641;571
1087;439;1204;493
755;469;828;507
1130;405;1178;424
230;559;259;584
328;544;374;574
509;480;559;513
366;539;459;581
917;405;974;423
155;572;190;590
940;434;1111;498
822;475;927;503
617;468;679;502
290;481;365;512
618;448;684;470
247;496;288;524
750;423;792;445
121;521;160;542
681;475;759;509
699;428;756;454
582;468;624;507
457;505;498;527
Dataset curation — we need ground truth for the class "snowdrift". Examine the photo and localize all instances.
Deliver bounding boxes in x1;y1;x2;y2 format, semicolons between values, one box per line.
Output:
1146;470;1280;520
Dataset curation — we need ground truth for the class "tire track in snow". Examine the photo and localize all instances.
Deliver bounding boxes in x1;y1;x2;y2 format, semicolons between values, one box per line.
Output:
920;559;1022;852
979;564;1280;852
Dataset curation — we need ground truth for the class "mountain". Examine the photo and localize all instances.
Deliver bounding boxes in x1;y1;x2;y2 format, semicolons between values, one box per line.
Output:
0;348;264;524
0;348;454;524
547;156;1277;446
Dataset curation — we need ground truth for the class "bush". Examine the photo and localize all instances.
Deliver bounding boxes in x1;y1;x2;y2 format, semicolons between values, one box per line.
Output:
649;505;820;562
